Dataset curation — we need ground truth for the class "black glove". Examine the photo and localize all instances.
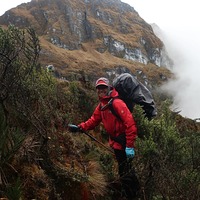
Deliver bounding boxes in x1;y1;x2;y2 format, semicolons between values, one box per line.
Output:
68;124;81;132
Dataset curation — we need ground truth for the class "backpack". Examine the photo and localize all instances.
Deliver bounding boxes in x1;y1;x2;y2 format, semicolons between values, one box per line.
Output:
112;73;157;120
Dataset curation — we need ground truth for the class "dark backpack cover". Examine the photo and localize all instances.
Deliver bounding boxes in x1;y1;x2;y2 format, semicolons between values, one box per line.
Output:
112;73;157;119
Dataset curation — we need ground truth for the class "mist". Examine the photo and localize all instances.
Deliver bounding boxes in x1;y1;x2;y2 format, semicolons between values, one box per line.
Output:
121;0;200;120
0;0;199;119
155;27;200;119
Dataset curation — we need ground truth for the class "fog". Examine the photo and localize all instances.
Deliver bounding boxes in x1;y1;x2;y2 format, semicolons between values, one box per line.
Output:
122;0;200;119
158;29;200;119
0;0;199;119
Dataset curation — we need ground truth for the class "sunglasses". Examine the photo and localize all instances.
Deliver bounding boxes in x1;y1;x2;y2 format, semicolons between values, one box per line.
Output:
96;85;108;89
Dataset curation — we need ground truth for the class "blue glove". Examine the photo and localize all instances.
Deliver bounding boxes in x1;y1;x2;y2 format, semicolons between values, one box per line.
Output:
68;124;81;132
125;147;135;158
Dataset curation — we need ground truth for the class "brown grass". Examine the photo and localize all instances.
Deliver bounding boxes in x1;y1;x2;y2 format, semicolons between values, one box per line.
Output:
1;0;170;83
84;161;108;198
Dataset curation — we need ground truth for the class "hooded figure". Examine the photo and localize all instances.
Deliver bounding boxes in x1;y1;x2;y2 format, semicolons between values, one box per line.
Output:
69;77;139;198
69;77;140;198
79;77;137;169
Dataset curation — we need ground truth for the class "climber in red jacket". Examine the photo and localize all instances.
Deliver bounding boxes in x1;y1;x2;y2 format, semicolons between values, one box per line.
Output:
69;77;138;177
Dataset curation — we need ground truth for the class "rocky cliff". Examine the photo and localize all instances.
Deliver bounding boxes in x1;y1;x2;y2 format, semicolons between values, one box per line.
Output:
0;0;172;84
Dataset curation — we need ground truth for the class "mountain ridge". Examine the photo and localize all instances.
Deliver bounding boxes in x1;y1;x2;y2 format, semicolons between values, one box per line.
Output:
0;0;172;84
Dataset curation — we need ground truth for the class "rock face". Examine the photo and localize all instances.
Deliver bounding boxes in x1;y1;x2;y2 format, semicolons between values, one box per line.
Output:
0;0;173;87
0;0;171;67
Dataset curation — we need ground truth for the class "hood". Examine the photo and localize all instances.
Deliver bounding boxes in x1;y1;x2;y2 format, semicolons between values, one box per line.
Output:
99;88;119;103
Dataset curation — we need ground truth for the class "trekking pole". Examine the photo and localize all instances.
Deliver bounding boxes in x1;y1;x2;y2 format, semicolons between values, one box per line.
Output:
83;131;115;155
68;124;114;155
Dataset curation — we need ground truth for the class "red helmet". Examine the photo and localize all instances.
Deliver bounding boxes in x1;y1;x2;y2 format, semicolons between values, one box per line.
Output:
95;77;110;88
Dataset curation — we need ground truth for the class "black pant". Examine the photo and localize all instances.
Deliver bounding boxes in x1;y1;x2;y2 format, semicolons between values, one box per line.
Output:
114;149;130;177
114;149;140;198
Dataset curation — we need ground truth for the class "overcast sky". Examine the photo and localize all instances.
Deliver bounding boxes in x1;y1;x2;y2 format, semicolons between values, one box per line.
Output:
122;0;200;120
0;0;200;119
0;0;31;16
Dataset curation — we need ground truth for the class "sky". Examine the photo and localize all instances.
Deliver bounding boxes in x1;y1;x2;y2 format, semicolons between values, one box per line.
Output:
122;0;200;120
0;0;200;119
0;0;31;16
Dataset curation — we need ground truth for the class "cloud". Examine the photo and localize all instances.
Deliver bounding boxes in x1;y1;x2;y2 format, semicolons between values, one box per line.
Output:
122;0;200;119
159;29;200;119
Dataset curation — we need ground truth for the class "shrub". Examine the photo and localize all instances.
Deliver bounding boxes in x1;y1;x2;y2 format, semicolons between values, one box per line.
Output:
133;102;200;199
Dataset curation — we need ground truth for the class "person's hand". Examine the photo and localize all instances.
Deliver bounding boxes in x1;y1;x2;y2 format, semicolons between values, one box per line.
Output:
125;147;135;158
68;124;81;133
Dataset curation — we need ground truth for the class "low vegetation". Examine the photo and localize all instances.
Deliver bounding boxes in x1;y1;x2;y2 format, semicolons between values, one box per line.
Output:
0;26;199;200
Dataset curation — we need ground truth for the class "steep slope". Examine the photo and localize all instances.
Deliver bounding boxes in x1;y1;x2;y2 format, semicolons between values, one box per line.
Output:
0;0;172;84
1;2;199;200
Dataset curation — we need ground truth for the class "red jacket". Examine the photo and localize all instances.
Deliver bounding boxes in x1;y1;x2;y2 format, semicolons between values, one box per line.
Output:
79;89;137;150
